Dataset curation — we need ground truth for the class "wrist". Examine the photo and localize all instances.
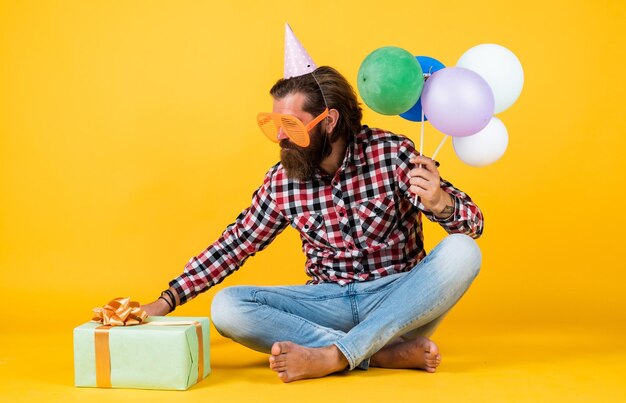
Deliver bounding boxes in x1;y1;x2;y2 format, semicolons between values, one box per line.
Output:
142;298;170;316
156;298;171;315
433;192;454;219
162;289;178;311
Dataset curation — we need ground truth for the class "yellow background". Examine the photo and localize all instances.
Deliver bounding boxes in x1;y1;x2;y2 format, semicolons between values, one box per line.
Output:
1;0;625;401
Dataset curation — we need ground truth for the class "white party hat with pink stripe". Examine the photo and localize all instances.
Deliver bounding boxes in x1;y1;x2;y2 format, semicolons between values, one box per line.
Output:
284;23;317;78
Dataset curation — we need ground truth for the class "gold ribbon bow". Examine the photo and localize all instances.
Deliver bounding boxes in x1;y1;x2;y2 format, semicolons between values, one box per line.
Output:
92;297;148;326
91;297;204;388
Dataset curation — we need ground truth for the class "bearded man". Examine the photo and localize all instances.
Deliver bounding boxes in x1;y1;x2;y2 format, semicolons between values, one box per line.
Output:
142;64;484;383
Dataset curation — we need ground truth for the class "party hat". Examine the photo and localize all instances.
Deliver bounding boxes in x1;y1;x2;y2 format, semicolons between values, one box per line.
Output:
284;23;317;78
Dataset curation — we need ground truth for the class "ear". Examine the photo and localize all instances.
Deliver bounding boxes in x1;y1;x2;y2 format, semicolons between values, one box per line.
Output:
325;108;340;134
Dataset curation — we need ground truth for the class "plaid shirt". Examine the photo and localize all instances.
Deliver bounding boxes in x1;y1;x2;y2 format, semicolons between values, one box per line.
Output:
170;126;484;305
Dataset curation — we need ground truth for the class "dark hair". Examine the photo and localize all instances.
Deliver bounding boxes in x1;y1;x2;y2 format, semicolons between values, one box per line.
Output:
269;66;363;142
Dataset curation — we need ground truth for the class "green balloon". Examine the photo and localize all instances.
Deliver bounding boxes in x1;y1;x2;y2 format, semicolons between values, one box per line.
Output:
357;46;424;115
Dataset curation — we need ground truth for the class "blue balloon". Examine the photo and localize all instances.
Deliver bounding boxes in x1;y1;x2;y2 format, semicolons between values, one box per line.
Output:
399;56;446;122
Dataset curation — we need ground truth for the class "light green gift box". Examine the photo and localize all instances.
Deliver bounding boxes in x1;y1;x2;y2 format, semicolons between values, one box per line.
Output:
74;316;211;390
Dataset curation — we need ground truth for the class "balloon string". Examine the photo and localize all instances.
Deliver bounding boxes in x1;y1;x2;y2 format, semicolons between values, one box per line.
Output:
414;109;425;206
419;109;424;158
431;135;449;160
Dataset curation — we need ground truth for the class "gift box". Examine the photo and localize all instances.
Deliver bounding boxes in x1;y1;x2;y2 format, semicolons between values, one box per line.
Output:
74;315;211;390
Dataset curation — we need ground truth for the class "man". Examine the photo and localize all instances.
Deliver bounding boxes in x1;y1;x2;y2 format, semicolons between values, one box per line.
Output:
142;64;484;383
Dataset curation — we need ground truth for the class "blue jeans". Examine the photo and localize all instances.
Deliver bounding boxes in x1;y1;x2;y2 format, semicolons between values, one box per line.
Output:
211;234;482;370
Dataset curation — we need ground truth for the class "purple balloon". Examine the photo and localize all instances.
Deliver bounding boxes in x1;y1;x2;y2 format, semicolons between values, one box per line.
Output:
421;67;495;137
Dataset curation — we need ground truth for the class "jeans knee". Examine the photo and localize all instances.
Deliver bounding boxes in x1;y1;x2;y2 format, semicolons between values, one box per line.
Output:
443;233;482;281
211;287;245;337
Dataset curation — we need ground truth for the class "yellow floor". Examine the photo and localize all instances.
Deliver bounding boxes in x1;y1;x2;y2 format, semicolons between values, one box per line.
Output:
1;323;625;402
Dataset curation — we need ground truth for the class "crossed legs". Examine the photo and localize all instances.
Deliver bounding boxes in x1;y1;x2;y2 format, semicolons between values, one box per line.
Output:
211;234;481;382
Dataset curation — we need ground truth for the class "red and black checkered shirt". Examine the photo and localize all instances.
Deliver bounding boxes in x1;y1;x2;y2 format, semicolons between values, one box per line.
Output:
170;126;484;305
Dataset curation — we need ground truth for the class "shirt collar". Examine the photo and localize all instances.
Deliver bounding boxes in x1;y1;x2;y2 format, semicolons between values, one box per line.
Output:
347;125;369;168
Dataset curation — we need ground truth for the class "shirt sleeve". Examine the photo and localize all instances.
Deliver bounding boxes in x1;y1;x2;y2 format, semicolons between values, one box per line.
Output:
168;169;289;305
395;137;484;239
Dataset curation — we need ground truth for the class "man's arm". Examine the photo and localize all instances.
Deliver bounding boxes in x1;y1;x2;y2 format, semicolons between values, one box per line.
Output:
142;286;180;316
395;140;484;238
408;155;483;238
142;167;289;315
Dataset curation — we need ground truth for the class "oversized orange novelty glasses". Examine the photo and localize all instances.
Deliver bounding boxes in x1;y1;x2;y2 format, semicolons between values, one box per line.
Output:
257;108;329;148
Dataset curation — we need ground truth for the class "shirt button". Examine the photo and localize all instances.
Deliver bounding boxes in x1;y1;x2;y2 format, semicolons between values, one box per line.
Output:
339;212;344;217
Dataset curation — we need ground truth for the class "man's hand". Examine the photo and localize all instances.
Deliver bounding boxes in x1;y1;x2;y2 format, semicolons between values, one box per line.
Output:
141;298;171;317
409;155;454;218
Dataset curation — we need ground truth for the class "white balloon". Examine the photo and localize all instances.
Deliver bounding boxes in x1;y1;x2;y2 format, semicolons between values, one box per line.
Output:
453;117;508;167
457;44;524;114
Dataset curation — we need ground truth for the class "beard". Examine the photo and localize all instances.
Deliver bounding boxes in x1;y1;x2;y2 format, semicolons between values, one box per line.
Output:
280;126;332;181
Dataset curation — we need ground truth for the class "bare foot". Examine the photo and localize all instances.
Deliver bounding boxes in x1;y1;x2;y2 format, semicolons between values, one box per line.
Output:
268;341;349;383
370;336;441;373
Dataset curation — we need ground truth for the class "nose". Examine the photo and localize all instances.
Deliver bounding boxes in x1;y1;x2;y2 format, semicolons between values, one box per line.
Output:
277;128;289;141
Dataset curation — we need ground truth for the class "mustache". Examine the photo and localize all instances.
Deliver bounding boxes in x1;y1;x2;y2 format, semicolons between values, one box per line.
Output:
279;139;302;150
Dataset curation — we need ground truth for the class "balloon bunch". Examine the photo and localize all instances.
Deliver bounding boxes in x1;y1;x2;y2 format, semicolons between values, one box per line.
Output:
357;44;523;167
